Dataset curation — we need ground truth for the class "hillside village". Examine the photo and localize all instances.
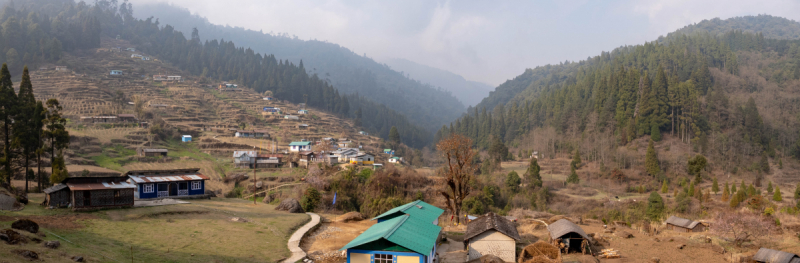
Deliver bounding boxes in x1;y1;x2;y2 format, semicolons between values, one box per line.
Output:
1;1;800;263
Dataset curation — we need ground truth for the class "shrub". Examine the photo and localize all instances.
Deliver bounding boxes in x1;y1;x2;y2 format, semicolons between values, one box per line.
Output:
646;192;664;221
301;187;321;212
764;207;775;216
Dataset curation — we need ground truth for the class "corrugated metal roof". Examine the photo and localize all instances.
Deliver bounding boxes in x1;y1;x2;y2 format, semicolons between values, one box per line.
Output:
233;151;256;158
340;214;441;255
548;219;590;240
289;141;311;146
665;216;700;229
753;248;800;263
66;181;136;191
129;174;209;184
372;200;444;224
43;184;68;194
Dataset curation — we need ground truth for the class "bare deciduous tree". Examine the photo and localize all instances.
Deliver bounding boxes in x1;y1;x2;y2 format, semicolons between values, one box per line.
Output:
712;212;773;247
437;134;476;224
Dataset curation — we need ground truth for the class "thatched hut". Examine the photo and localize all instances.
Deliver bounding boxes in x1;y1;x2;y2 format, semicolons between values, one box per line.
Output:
547;219;591;254
752;248;800;263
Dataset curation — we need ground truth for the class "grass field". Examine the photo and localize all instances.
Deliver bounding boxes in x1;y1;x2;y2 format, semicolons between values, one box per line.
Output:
0;194;309;263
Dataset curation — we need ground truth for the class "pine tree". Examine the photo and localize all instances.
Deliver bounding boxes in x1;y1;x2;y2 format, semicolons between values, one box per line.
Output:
566;167;580;184
571;150;582;170
774;186;782;201
722;182;730;202
661;180;668;193
524;157;542;189
645;140;660;176
50;153;68;184
767;181;773;194
712;177;719;194
795;183;800;200
0;63;16;185
741;180;746;193
389;126;400;144
689;181;695;197
650;124;662;141
14;66;37;193
747;184;756;197
646;192;665;220
760;152;770;174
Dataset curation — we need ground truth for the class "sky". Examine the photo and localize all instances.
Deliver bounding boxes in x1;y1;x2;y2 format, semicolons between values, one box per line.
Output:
128;0;800;86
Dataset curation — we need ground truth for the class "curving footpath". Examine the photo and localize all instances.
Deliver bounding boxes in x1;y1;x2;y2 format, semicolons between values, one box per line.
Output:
283;212;320;263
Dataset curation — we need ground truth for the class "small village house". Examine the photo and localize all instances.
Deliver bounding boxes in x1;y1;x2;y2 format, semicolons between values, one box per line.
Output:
256;154;283;168
167;75;182;81
388;157;402;163
131;54;143;59
298;151;316;167
752;248;800;263
235;130;270;139
297;124;309;130
341;200;444;263
284;115;299;120
126;48;135;52
332;148;360;163
218;83;241;91
665;216;706;232
126;169;209;199
55;66;68;72
137;148;168;157
62;176;136;211
263;96;273;101
153;75;167;81
298;109;309;115
110;70;124;75
141;56;151;61
117;114;137;122
384;149;394;154
289;141;312;152
359;131;368;135
464;212;521;262
373;163;383;169
233;151;256;168
182;135;192;142
338;140;353;148
350;153;375;165
548;219;591;254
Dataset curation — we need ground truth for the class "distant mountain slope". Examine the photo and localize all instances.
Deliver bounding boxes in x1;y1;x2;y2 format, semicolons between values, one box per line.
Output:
381;58;493;107
669;15;800;40
133;2;465;131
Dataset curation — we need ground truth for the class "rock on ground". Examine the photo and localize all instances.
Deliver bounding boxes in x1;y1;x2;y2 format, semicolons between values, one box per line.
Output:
12;219;39;233
1;229;28;244
275;198;304;213
44;240;61;249
338;212;364;222
72;256;84;262
13;249;38;260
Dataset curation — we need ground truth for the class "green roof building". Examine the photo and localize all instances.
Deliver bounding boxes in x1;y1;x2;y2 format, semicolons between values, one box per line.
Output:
341;200;444;263
289;141;311;152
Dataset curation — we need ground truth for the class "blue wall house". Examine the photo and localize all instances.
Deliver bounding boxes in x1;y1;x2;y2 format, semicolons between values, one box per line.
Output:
110;70;123;75
182;135;192;142
341;200;444;263
125;169;209;199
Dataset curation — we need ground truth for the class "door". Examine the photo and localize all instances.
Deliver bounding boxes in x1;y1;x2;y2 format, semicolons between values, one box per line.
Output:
83;191;91;206
169;183;178;196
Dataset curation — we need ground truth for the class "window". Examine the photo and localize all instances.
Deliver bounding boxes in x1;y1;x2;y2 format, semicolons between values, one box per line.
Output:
374;254;393;263
191;181;201;190
143;184;154;193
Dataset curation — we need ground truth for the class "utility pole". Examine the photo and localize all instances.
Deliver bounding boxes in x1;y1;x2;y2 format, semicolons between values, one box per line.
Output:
253;145;257;205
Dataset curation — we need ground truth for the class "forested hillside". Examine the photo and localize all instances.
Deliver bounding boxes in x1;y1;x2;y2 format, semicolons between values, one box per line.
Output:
132;2;466;131
441;27;800;177
381;58;493;107
4;0;430;147
670;15;800;40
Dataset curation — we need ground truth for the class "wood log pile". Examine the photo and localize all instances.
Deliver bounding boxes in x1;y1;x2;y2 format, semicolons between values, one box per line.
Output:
599;248;620;259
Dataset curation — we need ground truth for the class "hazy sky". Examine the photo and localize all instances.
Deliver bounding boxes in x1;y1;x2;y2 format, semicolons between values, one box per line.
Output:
129;0;800;86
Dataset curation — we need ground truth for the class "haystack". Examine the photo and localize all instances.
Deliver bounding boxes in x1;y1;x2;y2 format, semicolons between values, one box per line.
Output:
519;241;561;263
338;212;365;222
275;198;304;213
466;255;505;263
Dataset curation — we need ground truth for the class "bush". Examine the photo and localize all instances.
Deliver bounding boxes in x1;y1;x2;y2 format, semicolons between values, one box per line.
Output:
764;207;775;216
646;192;665;220
301;187;321;212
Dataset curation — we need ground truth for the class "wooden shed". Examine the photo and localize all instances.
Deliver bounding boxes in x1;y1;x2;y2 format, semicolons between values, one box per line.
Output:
42;184;70;208
753;248;800;263
137;148;168;157
548;219;592;254
464;212;521;262
63;177;136;211
665;216;706;232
